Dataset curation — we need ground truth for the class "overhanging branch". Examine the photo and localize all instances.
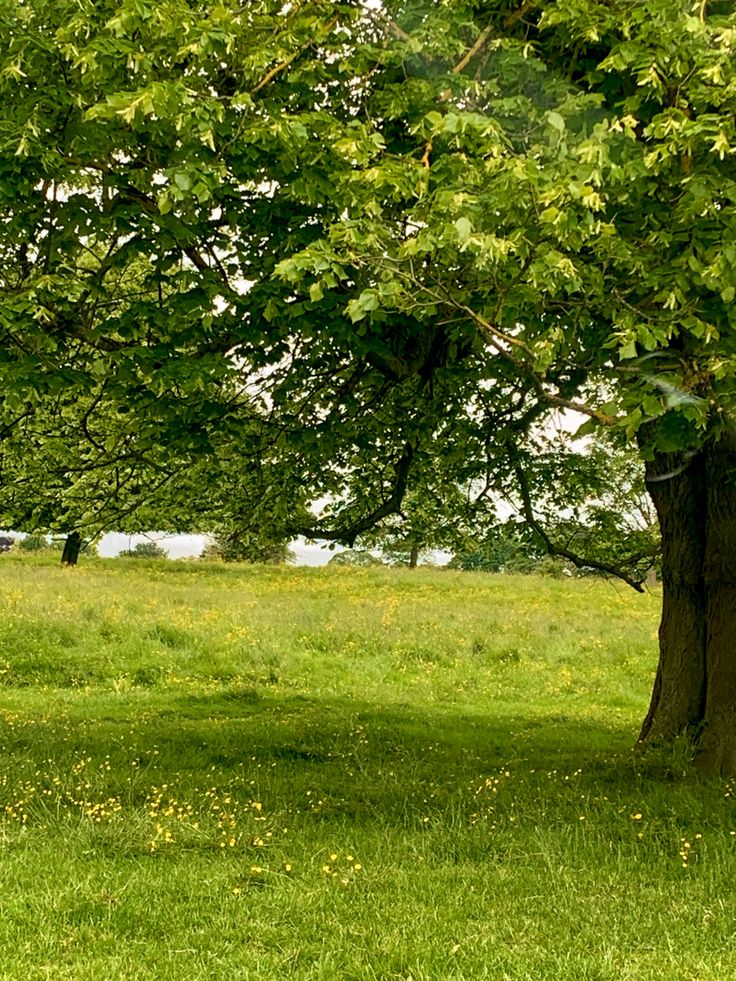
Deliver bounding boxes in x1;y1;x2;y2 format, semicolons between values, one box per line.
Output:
509;448;646;592
294;443;414;547
370;258;619;427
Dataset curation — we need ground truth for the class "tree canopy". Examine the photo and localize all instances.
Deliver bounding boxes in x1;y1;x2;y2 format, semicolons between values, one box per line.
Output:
2;0;736;770
2;0;733;537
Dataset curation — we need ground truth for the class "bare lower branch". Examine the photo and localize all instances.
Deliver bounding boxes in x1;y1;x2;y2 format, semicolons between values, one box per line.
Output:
294;443;414;546
510;449;646;592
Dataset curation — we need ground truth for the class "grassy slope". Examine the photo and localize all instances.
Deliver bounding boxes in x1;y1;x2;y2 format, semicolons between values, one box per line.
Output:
0;557;733;980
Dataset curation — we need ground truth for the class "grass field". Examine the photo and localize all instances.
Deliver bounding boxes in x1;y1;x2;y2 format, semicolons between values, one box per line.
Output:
0;556;734;980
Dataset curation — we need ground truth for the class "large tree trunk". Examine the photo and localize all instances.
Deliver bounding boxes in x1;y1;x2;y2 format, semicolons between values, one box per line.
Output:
696;431;736;774
60;532;82;567
639;450;707;742
639;431;736;776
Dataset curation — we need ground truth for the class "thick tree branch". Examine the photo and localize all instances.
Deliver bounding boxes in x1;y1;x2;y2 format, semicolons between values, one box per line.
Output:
252;48;307;95
452;26;493;75
386;19;411;43
294;443;414;547
503;2;536;29
509;449;646;592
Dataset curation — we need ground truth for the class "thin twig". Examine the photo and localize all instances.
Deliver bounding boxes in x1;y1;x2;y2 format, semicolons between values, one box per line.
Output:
453;302;535;355
432;297;618;425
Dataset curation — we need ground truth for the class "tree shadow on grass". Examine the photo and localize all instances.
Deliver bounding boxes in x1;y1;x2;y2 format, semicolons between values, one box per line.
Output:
0;684;672;827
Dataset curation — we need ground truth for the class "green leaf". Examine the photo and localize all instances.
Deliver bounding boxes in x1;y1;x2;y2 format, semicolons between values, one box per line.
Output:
157;191;172;215
618;340;638;360
455;217;472;243
347;291;379;323
642;394;662;418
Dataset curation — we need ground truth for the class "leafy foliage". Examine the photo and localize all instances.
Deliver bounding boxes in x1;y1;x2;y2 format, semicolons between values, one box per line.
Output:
450;522;544;574
201;534;295;565
0;0;733;586
118;541;168;560
327;549;384;567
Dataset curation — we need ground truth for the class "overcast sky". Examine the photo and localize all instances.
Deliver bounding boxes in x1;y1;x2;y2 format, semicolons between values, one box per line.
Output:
96;533;337;565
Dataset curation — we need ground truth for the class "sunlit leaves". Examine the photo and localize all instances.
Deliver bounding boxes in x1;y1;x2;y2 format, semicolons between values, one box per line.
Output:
1;0;736;542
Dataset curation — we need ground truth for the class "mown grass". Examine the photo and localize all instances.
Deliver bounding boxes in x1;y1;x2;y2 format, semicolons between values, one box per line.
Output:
0;556;734;980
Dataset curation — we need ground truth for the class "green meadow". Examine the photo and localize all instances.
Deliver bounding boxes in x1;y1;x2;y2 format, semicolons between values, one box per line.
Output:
0;557;734;980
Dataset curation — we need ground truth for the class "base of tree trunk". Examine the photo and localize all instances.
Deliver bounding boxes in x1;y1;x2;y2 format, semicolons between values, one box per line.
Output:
639;430;736;777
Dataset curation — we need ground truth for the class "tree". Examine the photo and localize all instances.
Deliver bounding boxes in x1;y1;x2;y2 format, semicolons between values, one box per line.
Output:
2;1;735;770
449;522;545;574
271;1;736;772
201;533;295;564
0;363;258;565
357;467;477;568
118;541;168;559
327;550;384;568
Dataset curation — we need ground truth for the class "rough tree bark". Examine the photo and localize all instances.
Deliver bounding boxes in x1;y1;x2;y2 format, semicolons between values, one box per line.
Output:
639;449;707;742
638;429;736;776
696;430;736;774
